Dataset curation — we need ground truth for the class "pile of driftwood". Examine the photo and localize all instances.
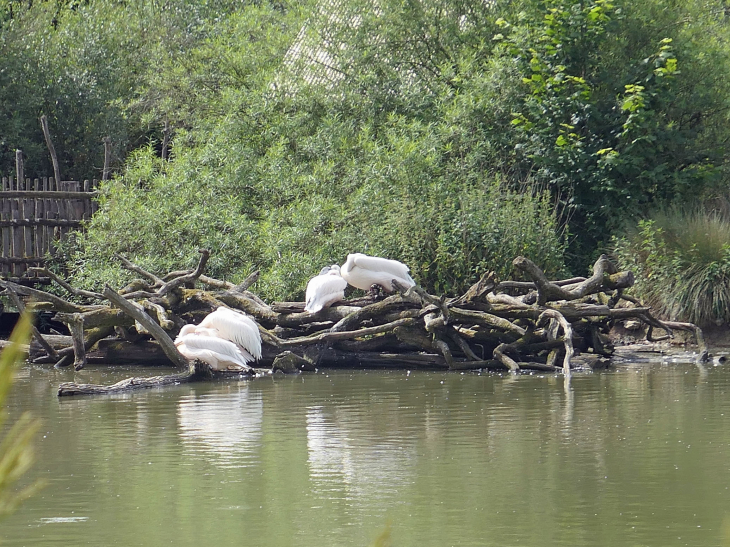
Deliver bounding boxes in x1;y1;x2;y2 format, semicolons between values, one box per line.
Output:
0;249;707;396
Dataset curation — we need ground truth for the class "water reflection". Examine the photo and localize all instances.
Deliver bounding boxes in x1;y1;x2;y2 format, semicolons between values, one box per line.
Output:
306;405;415;501
177;385;263;467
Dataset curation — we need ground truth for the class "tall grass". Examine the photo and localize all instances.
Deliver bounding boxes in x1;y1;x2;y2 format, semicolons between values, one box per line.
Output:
614;207;730;327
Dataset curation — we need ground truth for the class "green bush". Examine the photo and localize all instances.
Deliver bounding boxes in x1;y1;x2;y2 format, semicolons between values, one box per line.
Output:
495;0;730;267
62;134;566;301
614;208;730;327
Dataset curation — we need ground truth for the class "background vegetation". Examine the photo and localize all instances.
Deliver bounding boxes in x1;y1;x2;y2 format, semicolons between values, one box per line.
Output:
2;0;729;306
614;206;730;327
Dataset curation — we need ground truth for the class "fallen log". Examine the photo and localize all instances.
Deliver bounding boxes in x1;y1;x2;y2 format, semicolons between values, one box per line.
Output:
102;285;190;370
513;255;634;305
57;360;256;396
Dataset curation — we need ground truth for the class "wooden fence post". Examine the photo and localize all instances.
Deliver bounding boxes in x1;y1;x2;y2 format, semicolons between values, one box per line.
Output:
102;137;111;181
15;150;23;192
41;115;62;186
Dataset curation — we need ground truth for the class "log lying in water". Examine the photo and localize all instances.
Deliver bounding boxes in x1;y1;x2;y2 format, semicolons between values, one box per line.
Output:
57;360;257;396
0;250;707;396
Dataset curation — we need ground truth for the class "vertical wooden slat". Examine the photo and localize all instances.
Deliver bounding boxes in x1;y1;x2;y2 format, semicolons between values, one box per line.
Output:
35;190;42;260
83;179;91;220
59;191;68;247
33;179;40;263
70;181;84;222
49;192;59;257
15;151;23;191
11;197;22;275
1;192;8;276
41;178;49;260
56;182;66;243
22;178;32;269
23;196;33;268
34;179;40;263
63;182;73;242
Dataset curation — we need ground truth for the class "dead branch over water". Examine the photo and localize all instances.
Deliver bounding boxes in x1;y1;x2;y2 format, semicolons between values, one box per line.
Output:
0;251;707;396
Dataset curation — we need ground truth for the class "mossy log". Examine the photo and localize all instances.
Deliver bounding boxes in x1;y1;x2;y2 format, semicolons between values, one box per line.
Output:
1;250;708;396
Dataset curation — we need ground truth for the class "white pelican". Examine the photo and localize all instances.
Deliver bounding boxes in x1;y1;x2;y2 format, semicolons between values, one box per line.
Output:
174;332;253;371
340;253;416;292
198;306;262;361
305;265;348;313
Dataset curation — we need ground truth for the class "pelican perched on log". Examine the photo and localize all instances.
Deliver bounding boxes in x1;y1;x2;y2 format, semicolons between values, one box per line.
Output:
174;332;253;371
198;306;262;361
340;253;415;292
305;265;348;313
173;307;262;370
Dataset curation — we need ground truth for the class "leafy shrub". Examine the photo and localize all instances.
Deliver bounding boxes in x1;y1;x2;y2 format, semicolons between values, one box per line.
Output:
62;132;566;301
495;0;730;267
6;0;730;279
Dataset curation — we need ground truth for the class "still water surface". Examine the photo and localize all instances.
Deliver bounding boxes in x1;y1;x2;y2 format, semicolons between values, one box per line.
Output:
3;358;730;546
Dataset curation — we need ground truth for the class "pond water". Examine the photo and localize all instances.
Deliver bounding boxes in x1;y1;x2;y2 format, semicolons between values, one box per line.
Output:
2;356;730;547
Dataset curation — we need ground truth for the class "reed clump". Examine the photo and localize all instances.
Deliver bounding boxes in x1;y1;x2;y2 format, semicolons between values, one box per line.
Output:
614;207;730;328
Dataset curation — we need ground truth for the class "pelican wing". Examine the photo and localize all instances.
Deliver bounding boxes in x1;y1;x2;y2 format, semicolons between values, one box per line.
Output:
200;307;262;360
350;253;413;281
175;324;198;343
342;253;416;291
305;272;348;313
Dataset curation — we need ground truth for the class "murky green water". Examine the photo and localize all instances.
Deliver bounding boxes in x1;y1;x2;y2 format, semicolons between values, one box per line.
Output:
2;357;730;546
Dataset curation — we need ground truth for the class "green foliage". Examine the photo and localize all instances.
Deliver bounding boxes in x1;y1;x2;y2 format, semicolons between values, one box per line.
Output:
0;313;43;518
614;208;730;327
63;122;566;300
495;0;730;267
49;0;566;300
0;0;248;180
7;0;730;288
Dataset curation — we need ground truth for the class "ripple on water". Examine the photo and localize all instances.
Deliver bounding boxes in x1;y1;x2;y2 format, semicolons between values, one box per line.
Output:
39;516;89;524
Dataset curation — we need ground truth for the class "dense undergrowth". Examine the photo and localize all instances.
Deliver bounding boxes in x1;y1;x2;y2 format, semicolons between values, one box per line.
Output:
614;207;730;328
4;0;730;310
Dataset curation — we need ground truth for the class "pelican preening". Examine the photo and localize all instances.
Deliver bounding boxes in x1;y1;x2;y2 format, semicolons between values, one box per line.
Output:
305;265;348;313
199;307;262;361
340;253;415;292
174;307;262;371
175;333;253;371
303;253;416;314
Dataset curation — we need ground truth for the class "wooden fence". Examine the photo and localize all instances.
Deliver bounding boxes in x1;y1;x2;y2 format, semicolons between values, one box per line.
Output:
0;177;98;277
